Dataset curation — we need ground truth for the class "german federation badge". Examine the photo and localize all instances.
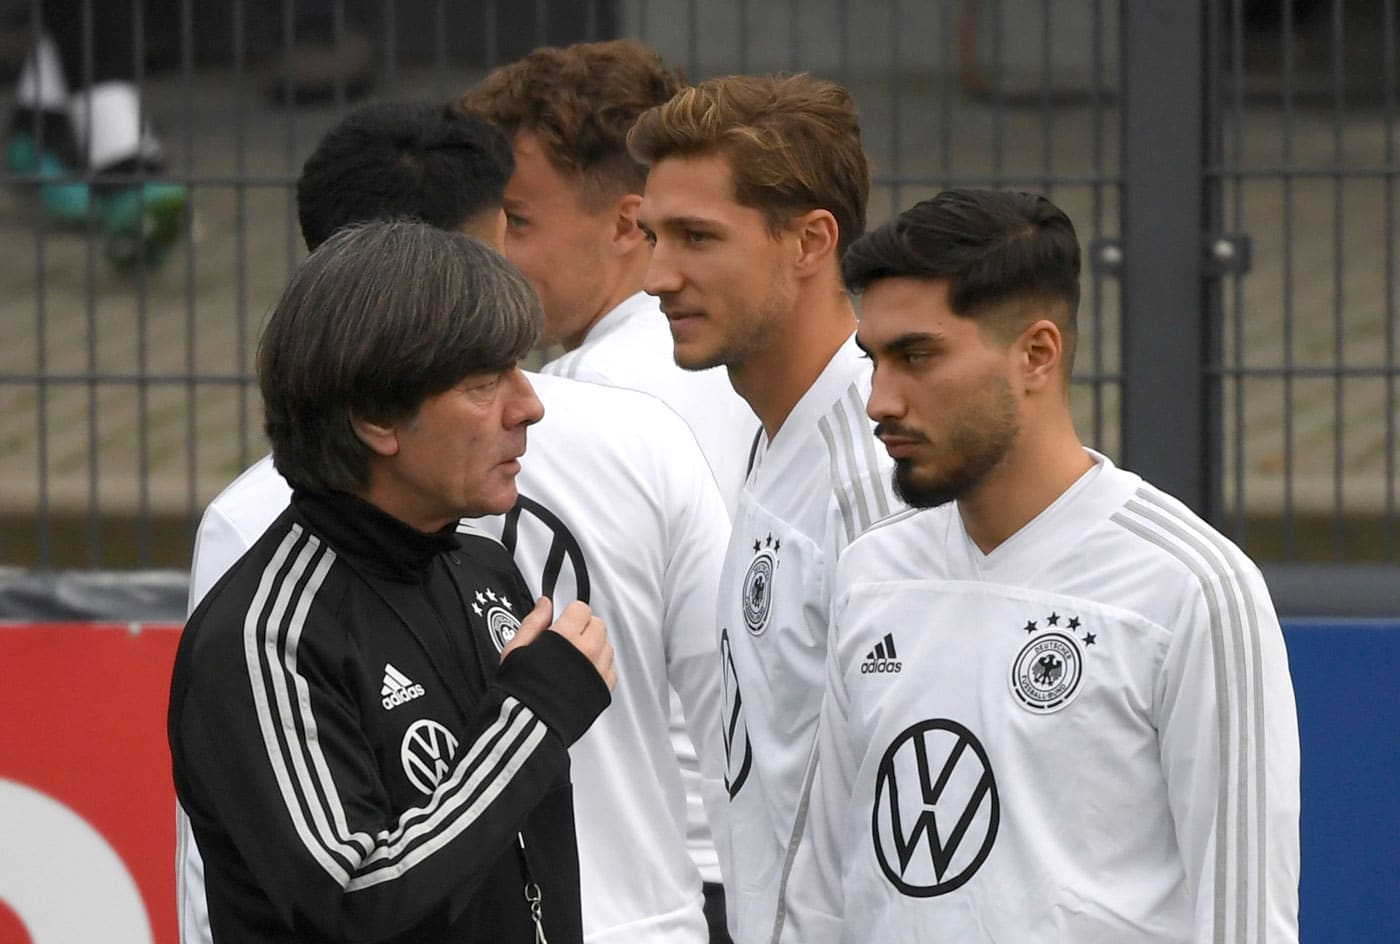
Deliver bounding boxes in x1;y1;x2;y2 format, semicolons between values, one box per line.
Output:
472;588;520;653
1010;631;1083;713
741;534;779;635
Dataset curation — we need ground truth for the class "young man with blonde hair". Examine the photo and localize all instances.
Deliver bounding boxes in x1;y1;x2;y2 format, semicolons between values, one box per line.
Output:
630;73;901;943
465;43;759;943
461;40;756;509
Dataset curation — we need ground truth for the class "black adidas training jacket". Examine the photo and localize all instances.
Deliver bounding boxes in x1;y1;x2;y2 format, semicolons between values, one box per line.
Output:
169;489;611;943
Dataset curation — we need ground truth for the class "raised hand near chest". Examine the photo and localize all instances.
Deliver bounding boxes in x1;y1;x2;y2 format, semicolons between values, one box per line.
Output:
503;597;617;691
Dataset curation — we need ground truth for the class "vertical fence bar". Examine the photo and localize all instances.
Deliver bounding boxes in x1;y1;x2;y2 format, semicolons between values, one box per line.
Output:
383;0;399;96
1087;0;1105;449
789;0;800;72
938;0;953;186
182;0;198;540
837;0;850;87
1120;3;1206;509
282;0;298;275
686;0;698;79
1038;0;1053;195
990;0;1004;183
1385;0;1398;560
333;0;347;110
1329;0;1347;560
29;0;52;566
1281;0;1297;558
133;0;152;566
234;0;251;474
738;0;749;73
1199;0;1226;527
433;0;448;100
1228;0;1248;542
81;0;100;567
889;0;902;213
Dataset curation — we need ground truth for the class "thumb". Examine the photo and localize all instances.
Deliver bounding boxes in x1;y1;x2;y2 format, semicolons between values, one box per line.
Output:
501;596;551;662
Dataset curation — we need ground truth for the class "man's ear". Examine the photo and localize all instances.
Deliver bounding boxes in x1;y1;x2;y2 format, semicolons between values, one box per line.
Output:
611;193;649;253
791;208;839;276
350;412;400;458
1018;318;1064;394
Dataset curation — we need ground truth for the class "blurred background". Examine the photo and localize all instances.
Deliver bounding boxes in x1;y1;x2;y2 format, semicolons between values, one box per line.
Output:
0;2;1397;589
1;2;1397;592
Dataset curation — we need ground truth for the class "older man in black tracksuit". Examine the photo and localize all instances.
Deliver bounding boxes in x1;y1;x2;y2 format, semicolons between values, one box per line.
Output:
169;220;615;943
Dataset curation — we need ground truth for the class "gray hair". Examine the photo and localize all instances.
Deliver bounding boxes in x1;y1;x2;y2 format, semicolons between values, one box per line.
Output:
259;218;543;494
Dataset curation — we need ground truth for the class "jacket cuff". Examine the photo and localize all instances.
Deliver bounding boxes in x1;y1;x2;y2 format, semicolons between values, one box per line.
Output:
496;630;611;747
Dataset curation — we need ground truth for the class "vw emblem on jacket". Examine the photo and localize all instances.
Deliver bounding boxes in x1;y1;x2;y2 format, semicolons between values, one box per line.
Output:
401;719;460;795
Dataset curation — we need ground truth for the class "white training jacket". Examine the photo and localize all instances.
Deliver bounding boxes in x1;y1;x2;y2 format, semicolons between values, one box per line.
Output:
178;372;732;944
543;290;756;517
544;289;758;890
717;335;900;944
782;452;1301;943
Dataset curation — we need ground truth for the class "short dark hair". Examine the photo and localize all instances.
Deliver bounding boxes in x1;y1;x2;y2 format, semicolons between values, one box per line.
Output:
459;39;684;208
843;189;1081;352
259;220;542;494
627;73;869;255
297;101;514;251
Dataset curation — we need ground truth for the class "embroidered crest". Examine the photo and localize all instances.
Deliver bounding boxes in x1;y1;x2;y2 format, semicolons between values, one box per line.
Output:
1010;631;1084;713
472;588;520;653
741;534;780;635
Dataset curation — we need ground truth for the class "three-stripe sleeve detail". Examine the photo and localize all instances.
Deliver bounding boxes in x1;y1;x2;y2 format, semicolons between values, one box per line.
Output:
818;382;898;542
242;524;548;891
1110;490;1269;943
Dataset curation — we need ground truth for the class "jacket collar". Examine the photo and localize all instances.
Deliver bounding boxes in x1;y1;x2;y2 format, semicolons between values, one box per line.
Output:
292;489;458;582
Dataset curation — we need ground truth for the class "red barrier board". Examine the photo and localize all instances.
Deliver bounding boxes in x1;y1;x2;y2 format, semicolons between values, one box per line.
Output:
0;623;181;944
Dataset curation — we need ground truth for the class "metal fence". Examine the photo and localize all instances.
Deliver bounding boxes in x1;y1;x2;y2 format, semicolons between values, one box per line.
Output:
1;2;1396;606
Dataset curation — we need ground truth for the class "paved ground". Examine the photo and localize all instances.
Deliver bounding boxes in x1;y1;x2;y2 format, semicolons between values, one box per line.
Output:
1;58;1395;566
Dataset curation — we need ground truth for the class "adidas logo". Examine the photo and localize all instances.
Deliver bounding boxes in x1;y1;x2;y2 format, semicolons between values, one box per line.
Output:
860;633;902;675
381;663;426;710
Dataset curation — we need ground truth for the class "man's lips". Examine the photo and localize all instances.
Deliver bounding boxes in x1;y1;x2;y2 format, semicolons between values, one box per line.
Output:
661;304;702;322
875;425;925;458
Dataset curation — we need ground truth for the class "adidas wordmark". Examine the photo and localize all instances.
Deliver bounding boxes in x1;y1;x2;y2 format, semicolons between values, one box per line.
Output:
860;632;902;674
381;663;426;709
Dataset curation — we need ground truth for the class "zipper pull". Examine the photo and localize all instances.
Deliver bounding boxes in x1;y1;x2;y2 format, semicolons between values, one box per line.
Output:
517;833;548;944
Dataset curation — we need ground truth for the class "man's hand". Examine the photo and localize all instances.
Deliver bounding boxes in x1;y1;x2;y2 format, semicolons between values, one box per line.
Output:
502;598;617;690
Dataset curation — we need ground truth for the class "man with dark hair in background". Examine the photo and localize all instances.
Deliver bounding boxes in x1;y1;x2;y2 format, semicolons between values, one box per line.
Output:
179;98;734;944
782;189;1299;942
170;219;616;943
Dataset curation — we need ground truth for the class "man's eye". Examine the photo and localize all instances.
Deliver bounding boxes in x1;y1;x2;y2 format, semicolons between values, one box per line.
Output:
684;230;711;245
462;374;502;399
505;214;527;228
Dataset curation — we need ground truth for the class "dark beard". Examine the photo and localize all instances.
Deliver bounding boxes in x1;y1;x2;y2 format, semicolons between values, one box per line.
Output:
888;379;1019;509
892;458;967;509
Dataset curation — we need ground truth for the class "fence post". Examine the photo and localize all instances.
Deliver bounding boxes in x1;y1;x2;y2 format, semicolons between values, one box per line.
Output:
1119;2;1209;512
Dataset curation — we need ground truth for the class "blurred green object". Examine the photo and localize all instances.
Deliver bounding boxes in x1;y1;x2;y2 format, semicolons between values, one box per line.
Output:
7;130;187;269
6;130;91;221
